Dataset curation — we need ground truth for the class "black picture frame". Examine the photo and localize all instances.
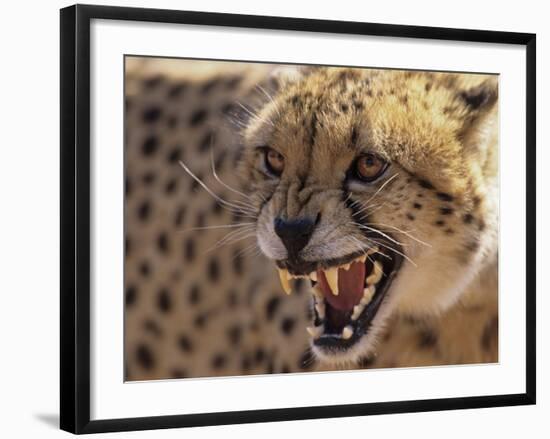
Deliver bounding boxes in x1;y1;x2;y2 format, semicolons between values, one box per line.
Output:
60;4;536;434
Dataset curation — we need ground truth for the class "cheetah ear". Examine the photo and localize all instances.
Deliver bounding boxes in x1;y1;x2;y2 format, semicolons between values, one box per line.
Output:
457;77;499;150
270;66;303;84
459;77;498;113
269;65;314;89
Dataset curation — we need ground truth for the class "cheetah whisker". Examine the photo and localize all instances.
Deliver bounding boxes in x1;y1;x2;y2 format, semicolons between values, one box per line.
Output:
352;201;387;218
320;222;352;242
230;242;261;261
344;192;362;210
255;83;282;118
203;224;256;250
300;347;316;369
226;114;248;129
362;172;400;206
365;223;432;248
347;233;403;267
217;103;249;131
178;160;258;218
360;236;418;268
205;229;257;254
209;224;256;246
236;101;275;127
177;222;256;233
209;147;266;205
350;222;409;248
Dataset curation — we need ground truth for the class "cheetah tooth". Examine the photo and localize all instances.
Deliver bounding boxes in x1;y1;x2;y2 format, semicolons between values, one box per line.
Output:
307;325;323;339
366;261;384;285
277;268;292;295
315;301;326;318
341;325;353;340
361;285;376;305
309;272;317;282
353;287;376;320
341;262;351;271
324;267;339;296
351;303;364;320
357;255;367;264
367;246;379;255
311;284;324;300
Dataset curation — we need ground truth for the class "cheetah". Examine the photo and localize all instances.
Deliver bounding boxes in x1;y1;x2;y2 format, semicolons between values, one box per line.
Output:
124;58;498;381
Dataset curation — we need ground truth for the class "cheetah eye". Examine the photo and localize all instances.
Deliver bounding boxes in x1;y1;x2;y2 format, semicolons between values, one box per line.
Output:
264;147;285;176
353;153;388;182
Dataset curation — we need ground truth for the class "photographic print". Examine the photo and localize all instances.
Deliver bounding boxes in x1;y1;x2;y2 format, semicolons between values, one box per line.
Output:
123;57;499;381
61;5;536;432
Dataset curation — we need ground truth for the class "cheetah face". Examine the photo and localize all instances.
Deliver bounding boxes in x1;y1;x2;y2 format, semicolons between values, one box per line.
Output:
240;67;498;364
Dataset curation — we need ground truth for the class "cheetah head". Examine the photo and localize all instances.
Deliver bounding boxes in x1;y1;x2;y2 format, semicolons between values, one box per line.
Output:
239;67;498;366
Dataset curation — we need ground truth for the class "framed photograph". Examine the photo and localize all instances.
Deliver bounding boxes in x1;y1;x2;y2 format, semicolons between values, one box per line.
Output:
60;4;536;434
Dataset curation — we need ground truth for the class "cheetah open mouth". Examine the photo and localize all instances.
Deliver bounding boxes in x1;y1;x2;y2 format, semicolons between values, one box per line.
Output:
275;240;403;353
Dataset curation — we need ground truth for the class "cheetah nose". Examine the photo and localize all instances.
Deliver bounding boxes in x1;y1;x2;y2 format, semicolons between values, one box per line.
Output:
274;215;319;259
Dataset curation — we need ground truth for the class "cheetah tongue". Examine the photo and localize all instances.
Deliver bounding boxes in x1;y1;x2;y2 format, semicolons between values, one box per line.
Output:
317;261;366;311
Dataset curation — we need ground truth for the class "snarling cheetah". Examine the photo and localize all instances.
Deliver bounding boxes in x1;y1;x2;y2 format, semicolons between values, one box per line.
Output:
124;57;498;381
